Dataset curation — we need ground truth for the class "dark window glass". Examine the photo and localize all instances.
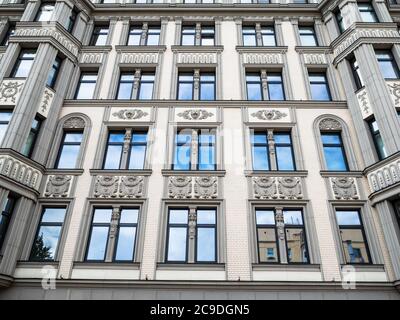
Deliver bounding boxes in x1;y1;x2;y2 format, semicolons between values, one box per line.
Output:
138;73;155;100
251;132;269;170
55;131;83;169
114;208;139;261
103;131;124;169
46;56;62;88
35;3;55;22
90;26;109;46
335;9;345;33
299;26;318;46
358;3;378;22
199;73;215;100
75;73;97;99
267;73;285;100
274;132;295;171
255;210;279;263
246;73;262;100
11;50;36;78
201;26;215;46
283;210;309;263
336;210;371;264
376;50;400;80
0;196;15;250
368;118;387;160
127;26;142;45
261;26;276;46
30;207;67;261
198;129;216;170
196;209;217;262
0;110;12;144
86;208;112;261
242;27;257;46
321;132;349;171
309;73;331;101
166;209;188;262
1;25;15;46
350;58;364;90
177;73;194;100
22;116;42;157
181;26;196;45
67;9;78;33
173;130;192;170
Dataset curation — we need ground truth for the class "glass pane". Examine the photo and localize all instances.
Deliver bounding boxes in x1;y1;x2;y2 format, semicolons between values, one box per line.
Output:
340;229;370;263
132;132;147;143
174;145;191;170
42;208;66;223
94;34;108;46
247;83;262;100
120;209;139;224
268;83;285;100
197;228;215;262
0;124;8;144
310;83;331;101
93;208;112;223
36;4;54;21
115;227;136;261
31;226;61;260
169;210;188;224
336;210;361;226
262;34;276;46
87;226;109;260
274;133;291;144
176;132;192;144
359;4;378;22
128;34;141;46
321;134;341;145
252;146;269;170
283;210;303;225
13;59;34;78
276;146;295;170
201;38;214;46
256;210;275;225
167;227;187;261
108;132;125;143
378;60;399;79
258;228;278;263
243;32;256;46
129;145;146;169
0;111;12;122
57;145;80;169
300;34;317;46
323;146;348;171
138;82;154;100
200;83;215;100
199;145;215;170
147;34;159;45
286;228;308;263
104;145;123;169
76;82;96;99
182;34;195;45
197;210;216;224
178;83;193;100
117;82;133;99
64;132;83;143
251;133;267;144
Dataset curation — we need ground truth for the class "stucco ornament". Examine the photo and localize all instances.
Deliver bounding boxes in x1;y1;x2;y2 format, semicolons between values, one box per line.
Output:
63;117;85;129
113;109;149;120
319;118;342;131
357;91;370;114
94;176;119;198
331;177;359;200
109;208;121;239
388;82;400;106
251;109;288;121
177;109;214;121
119;176;144;198
40;88;54;114
188;209;197;239
253;177;277;199
275;209;285;240
45;175;71;197
0;81;24;103
194;176;218;199
278;177;303;200
168;176;192;199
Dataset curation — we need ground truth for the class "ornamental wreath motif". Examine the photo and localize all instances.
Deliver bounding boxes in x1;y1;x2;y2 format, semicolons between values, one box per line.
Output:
177;109;214;121
0;81;24;103
251;109;287;121
113;109;149;120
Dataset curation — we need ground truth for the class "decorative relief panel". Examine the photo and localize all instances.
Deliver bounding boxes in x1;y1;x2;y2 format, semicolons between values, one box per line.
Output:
37;87;55;118
242;53;283;65
356;88;373;119
387;80;400;107
120;52;159;64
330;177;359;200
79;52;104;64
0;154;42;191
174;108;217;122
248;108;290;122
168;176;218;199
0;79;25;105
367;157;400;193
93;175;145;198
252;176;303;200
303;53;327;65
176;52;217;64
44;175;72;198
109;107;151;122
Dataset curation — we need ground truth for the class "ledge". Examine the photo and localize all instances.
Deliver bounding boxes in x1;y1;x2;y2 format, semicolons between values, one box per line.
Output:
157;263;225;271
0;274;14;288
245;170;308;177
252;263;321;272
73;262;140;270
295;46;332;53
115;45;166;52
16;261;60;268
340;264;385;272
363;151;400;175
45;169;84;176
162;169;225;176
320;170;364;177
80;45;112;52
90;169;153;176
236;46;288;53
171;45;223;53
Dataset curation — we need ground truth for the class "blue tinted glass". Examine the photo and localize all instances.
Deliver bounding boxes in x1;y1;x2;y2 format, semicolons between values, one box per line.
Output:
268;83;285;100
167;227;187;261
120;209;139;224
247;83;262;100
323;146;348;171
57;145;80;169
42;208;66;223
256;210;275;225
276;146;295;170
132;133;147;143
129;145;146;169
64;133;83;143
34;226;62;260
378;60;399;79
117;82;133;99
93;209;112;223
178;83;193;100
274;133;291;144
253;146;269;170
252;133;267;144
197;228;215;262
200;83;215;100
0;111;12;122
176;133;192;144
197;210;216;224
336;210;361;226
169;210;188;224
138;82;154;100
104;145;123;169
199;145;215;170
174;145;191;170
115;227;136;261
310;83;331;100
321;134;341;145
87;226;109;260
109;133;125;143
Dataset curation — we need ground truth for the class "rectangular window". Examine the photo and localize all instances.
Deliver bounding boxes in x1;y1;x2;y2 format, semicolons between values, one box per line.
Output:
321;132;349;171
177;73;194;100
35;3;55;22
283;210;308;263
30;207;67;261
309;72;331;101
376;50;400;80
368;118;387;160
1;24;15;46
336;209;371;264
55;131;83;169
335;9;345;34
261;26;276;46
127;26;142;45
46;57;62;88
166;209;188;262
67;9;78;33
251;132;269;170
181;26;196;45
196;209;217;262
274;132;295;171
199;73;215;101
350;58;364;90
201;26;215;46
299;26;318;46
146;26;160;45
242;27;257;46
358;2;378;22
114;208;139;262
21;115;42;158
86;208;112;261
116;73;134;99
198;129;216;170
90;26;109;46
255;210;279;263
0;196;15;250
103;131;124;169
0;110;12;145
267;73;285;101
173;130;192;170
75;73;97;99
11;50;36;78
246;73;263;100
138;73;155;100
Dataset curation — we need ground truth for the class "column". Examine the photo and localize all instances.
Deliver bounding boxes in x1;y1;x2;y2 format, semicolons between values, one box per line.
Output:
339;0;362;29
53;0;73;29
72;11;89;42
20;0;40;22
374;0;393;22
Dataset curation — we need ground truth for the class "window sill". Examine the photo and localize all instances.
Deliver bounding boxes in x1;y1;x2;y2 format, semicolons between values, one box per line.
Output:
81;45;112;52
340;264;385;272
171;45;224;53
252;263;320;272
295;46;331;52
115;45;167;52
73;262;140;270
162;169;226;176
157;263;225;271
45;168;84;176
320;170;363;177
16;261;60;268
90;169;153;176
236;46;288;53
245;170;308;177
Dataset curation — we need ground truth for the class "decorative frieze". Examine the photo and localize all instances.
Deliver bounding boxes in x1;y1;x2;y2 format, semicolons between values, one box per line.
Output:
387;80;400;107
120;52;159;64
176;52;218;64
168;176;218;199
303;53;327;65
242;53;283;65
37;87;55;118
79;52;104;64
319;118;342;131
356;88;373;119
93;175;145;198
249;108;290;122
330;177;359;200
44;175;72;198
367;157;400;193
175;108;216;122
0;79;25;105
111;108;150;121
252;176;303;200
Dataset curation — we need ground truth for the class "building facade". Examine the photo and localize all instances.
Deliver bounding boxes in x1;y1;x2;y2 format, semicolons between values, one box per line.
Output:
0;0;399;300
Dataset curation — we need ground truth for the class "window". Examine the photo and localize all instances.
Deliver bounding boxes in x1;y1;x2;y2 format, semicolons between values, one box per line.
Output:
1;24;15;46
127;26;142;45
261;26;276;46
75;73;97;99
114;208;139;261
255;209;309;264
201;26;215;46
242;27;256;46
21;116;42;157
178;73;194;100
0;110;12;145
199;73;215;101
127;24;160;46
350;58;364;90
251;131;295;171
358;2;378;22
246;71;285;101
86;208;111;261
368;118;387;160
299;26;318;46
166;208;217;263
0;196;15;251
321;132;349;171
147;26;161;45
90;26;109;46
181;26;196;45
55;131;83;169
336;209;371;264
117;71;155;100
35;3;55;22
309;73;331;101
46;57;62;88
246;73;262;100
181;24;215;46
30;207;67;261
173;129;216;170
335;9;345;34
103;130;147;170
67;9;78;33
11;50;36;78
267;73;285;101
376;50;400;80
242;26;276;46
177;71;215;101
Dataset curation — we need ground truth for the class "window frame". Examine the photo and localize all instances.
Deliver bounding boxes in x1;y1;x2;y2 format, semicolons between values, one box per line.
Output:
283;209;309;264
54;130;84;169
165;208;189;263
321;131;350;171
194;208;218;263
0;110;13;145
358;2;379;23
255;208;280;264
246;72;263;101
0;24;15;46
22;115;43;158
10;49;36;78
74;72;98;99
367;118;387;160
375;50;400;80
308;72;332;101
298;26;318;46
90;25;109;46
35;2;55;22
350;57;364;90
